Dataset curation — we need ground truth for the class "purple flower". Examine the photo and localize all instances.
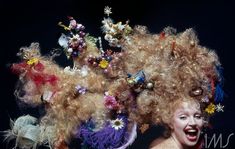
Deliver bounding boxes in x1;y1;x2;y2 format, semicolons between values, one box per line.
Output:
75;85;86;94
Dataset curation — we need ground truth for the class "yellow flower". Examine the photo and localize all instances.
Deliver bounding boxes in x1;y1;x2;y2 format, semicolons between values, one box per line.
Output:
99;59;109;69
205;103;216;114
27;58;39;65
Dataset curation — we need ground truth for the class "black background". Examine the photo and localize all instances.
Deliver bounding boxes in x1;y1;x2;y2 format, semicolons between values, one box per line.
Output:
0;0;234;148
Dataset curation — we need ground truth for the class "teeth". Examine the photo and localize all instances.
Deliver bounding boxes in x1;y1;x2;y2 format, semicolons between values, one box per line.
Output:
187;129;196;132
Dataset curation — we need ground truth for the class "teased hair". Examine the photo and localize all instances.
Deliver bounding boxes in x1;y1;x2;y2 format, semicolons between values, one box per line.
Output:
5;7;224;149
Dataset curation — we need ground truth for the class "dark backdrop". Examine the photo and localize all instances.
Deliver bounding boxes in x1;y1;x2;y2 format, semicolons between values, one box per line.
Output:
0;0;234;148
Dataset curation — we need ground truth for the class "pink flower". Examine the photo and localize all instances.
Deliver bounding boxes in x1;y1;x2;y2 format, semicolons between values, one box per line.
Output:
104;94;119;110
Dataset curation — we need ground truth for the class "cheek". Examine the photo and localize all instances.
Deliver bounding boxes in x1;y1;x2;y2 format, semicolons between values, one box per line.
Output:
196;119;204;128
172;119;187;130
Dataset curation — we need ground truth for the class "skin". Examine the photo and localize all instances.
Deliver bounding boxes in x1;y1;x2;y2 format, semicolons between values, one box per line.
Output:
151;101;204;149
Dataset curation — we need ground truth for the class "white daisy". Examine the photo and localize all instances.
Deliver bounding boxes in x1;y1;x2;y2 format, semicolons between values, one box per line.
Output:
111;118;124;130
215;103;224;112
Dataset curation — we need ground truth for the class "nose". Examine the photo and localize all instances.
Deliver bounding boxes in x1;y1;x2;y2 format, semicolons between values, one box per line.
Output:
188;117;196;126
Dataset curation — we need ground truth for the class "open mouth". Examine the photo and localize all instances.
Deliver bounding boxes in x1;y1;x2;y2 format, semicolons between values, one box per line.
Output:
184;129;198;142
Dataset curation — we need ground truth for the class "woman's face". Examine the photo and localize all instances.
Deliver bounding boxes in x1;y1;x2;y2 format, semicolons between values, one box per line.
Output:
170;101;203;148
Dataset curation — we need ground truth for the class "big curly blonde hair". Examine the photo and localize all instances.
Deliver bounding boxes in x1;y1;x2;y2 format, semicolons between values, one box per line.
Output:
6;16;222;149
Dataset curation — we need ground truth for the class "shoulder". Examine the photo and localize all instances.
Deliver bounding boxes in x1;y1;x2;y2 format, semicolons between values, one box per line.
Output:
149;137;176;149
149;137;165;148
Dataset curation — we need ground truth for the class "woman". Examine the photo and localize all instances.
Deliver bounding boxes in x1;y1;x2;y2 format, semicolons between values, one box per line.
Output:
150;99;204;149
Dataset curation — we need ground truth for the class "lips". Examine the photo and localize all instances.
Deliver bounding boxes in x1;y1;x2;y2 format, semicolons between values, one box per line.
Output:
184;128;198;142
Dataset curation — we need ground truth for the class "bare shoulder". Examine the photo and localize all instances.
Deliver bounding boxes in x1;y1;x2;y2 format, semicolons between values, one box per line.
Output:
149;137;165;149
149;138;176;149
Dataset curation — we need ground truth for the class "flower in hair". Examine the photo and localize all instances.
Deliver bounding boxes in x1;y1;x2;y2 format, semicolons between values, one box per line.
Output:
104;92;119;110
75;85;87;95
205;103;216;114
215;103;224;112
102;7;132;47
201;96;209;103
68;16;85;31
111;118;125;130
58;17;86;59
99;59;109;69
104;6;112;16
27;58;39;65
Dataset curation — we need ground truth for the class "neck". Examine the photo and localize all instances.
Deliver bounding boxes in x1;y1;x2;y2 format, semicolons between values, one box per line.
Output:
171;134;188;149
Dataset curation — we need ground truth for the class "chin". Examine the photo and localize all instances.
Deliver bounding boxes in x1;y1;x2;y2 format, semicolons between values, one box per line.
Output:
184;140;198;146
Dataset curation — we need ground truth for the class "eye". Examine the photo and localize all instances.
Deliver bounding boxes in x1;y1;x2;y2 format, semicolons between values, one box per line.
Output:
194;114;202;119
179;115;187;120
